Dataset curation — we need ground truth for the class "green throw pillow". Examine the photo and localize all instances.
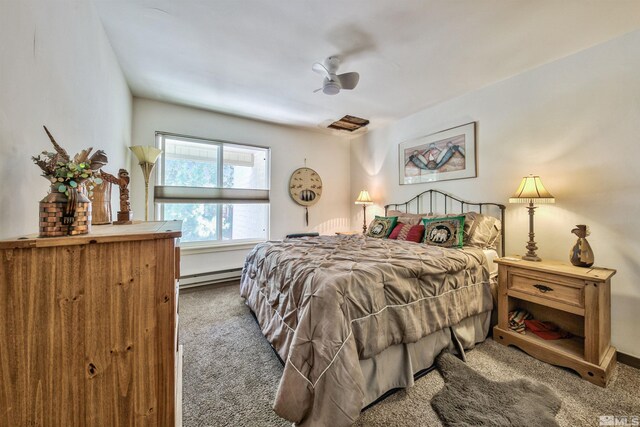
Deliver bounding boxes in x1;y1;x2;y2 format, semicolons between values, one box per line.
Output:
366;216;398;238
422;215;465;248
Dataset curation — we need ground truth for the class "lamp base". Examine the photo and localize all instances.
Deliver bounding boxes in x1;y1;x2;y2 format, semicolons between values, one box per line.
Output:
362;204;368;234
522;202;541;261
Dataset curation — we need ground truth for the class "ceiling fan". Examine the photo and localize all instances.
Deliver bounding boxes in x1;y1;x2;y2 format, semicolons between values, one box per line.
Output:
312;56;360;95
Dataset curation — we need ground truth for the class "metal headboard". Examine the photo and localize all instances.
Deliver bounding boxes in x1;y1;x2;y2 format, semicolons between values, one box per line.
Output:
384;189;506;256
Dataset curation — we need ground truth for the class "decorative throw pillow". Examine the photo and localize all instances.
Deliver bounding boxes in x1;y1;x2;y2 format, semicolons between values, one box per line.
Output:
386;210;428;226
366;216;398;238
388;223;425;243
422;215;465;248
437;212;502;249
464;212;502;249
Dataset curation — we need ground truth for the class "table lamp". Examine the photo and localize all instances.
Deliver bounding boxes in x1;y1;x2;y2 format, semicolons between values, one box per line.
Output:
509;175;555;261
130;145;163;221
355;190;373;234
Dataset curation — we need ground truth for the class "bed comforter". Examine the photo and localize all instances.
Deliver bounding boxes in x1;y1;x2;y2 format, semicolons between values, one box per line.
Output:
239;234;492;426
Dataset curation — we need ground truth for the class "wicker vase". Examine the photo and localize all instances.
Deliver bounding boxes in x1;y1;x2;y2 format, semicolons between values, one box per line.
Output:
39;184;92;237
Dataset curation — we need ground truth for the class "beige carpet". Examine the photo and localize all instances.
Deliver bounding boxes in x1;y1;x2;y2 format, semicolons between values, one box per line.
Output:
180;283;640;427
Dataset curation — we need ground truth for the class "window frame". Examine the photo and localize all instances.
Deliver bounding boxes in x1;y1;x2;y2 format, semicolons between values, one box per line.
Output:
154;131;271;248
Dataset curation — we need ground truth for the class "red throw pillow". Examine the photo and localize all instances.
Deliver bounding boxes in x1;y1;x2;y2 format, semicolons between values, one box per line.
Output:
388;222;405;239
389;223;425;243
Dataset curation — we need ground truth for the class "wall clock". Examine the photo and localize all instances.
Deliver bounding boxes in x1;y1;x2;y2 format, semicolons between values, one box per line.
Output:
289;167;322;225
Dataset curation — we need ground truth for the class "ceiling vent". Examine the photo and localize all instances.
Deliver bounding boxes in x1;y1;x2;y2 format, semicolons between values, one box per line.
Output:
328;115;370;132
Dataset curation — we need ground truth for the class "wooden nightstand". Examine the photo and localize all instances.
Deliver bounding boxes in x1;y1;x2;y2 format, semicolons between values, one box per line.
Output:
493;257;616;387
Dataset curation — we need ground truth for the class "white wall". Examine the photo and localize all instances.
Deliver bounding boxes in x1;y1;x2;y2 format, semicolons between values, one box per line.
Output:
350;30;640;357
131;98;351;274
0;0;132;239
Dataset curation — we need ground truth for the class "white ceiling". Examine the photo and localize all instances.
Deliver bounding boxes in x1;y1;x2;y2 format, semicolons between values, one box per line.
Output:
95;0;640;134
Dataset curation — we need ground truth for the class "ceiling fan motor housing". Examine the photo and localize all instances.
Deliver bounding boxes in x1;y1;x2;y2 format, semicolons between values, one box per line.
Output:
324;56;340;73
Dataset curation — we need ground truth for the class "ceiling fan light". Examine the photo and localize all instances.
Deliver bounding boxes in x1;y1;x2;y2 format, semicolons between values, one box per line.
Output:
323;82;340;95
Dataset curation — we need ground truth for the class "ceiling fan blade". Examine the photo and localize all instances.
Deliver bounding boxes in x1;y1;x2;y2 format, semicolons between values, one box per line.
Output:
337;72;359;90
312;62;330;77
313;87;323;93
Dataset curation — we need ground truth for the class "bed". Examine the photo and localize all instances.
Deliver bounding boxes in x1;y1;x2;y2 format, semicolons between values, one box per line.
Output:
240;190;505;427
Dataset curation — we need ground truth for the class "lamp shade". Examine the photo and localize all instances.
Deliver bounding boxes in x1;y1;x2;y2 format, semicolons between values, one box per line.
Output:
355;190;373;205
509;175;555;204
130;145;162;165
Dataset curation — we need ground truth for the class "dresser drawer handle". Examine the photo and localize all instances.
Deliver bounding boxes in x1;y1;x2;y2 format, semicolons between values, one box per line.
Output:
533;284;554;293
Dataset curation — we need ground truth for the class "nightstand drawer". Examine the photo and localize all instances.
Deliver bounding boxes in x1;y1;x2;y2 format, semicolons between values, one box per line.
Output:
508;270;584;308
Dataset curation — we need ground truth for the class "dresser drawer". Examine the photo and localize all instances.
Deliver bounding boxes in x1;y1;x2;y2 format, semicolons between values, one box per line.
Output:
508;269;584;308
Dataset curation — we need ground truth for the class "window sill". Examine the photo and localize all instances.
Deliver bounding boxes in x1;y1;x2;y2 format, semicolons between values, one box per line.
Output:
180;240;265;255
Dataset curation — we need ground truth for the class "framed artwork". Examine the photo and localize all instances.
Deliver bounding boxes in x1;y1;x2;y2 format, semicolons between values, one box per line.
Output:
399;122;476;185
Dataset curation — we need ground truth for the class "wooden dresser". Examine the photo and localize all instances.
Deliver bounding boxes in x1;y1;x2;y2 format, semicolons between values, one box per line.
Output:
0;221;182;426
493;257;616;387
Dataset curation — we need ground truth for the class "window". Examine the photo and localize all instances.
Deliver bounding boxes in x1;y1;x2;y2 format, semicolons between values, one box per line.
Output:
154;133;270;246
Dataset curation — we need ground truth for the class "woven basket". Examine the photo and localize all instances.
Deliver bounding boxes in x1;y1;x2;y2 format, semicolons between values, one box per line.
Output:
39;185;92;237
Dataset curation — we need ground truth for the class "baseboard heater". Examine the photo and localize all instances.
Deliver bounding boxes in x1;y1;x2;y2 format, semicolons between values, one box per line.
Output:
179;267;243;289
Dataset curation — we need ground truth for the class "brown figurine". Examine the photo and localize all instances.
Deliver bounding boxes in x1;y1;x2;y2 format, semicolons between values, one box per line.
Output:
101;169;133;224
570;225;594;267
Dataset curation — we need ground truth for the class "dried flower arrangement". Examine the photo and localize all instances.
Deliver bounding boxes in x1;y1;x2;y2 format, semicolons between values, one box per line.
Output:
32;126;108;196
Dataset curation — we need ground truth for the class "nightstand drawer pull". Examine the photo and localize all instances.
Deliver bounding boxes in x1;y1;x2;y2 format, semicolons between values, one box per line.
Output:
533;284;554;293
